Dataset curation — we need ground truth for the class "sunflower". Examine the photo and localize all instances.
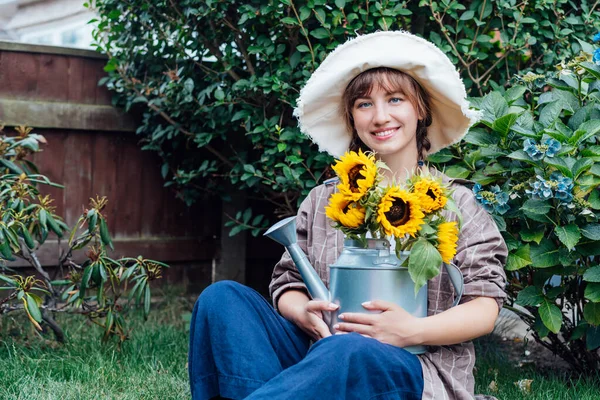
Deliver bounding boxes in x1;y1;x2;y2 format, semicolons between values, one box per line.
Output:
412;178;447;213
376;187;425;237
325;192;366;228
332;150;377;201
437;221;459;263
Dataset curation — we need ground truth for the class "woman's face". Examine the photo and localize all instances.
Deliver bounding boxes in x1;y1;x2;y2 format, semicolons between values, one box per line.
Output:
351;82;420;162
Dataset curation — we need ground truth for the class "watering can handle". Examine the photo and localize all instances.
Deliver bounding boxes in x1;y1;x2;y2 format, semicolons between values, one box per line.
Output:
444;263;464;308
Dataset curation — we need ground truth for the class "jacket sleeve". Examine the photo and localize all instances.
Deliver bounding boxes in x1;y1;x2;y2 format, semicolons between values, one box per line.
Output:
452;185;508;310
269;188;315;312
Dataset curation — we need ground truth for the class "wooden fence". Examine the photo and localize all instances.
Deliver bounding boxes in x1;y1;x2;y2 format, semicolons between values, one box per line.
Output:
0;42;283;295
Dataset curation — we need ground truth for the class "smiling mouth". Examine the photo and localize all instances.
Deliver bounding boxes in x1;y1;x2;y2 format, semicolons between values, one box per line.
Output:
372;128;398;137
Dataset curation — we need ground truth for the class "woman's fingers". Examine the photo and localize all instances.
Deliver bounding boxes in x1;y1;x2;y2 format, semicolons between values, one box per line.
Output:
306;300;339;312
313;317;332;339
337;312;376;325
333;321;373;336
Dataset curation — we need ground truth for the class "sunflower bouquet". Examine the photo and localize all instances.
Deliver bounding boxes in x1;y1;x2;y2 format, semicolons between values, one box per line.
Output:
325;150;461;293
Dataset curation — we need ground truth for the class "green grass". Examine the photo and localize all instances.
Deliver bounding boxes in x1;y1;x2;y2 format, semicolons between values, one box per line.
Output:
0;288;192;400
2;288;600;399
474;336;600;399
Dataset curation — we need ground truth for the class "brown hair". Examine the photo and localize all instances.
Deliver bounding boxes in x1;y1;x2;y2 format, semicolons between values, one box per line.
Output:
342;68;432;161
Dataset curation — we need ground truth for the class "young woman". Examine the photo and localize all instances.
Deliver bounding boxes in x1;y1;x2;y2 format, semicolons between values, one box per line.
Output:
188;31;507;400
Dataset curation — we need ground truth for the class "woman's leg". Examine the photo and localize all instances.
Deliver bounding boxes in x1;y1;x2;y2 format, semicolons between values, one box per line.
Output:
188;280;311;400
245;333;424;400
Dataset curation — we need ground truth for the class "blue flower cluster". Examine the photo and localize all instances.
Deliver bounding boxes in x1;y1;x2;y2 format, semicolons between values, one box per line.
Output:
525;172;574;203
593;32;600;64
523;138;561;160
473;183;510;214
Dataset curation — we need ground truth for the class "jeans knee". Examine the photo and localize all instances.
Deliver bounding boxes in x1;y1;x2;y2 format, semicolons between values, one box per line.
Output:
194;280;245;314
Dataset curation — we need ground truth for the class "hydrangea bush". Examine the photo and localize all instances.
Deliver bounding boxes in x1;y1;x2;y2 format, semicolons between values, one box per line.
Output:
432;40;600;371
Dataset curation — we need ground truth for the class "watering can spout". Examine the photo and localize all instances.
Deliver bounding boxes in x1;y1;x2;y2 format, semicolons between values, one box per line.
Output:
264;216;330;301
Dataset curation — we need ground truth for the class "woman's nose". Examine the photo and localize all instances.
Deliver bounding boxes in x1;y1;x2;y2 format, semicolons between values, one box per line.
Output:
373;104;391;125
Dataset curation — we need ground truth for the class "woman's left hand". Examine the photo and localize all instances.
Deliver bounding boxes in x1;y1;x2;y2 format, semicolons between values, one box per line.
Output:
332;300;424;348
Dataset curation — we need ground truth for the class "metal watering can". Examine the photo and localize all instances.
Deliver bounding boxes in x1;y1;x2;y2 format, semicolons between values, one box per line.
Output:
265;216;464;355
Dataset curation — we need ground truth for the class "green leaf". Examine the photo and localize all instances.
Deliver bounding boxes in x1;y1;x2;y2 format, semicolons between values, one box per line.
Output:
81;264;93;296
460;10;475;20
507;150;538;166
281;17;298;25
590;164;600;177
506;244;532;271
539;101;563;127
539;298;562;333
504;86;526;103
569;120;600;145
572;158;594;179
581;224;600;241
444;165;470;179
99;218;113;250
587;326;600;350
492;113;519;137
310;28;329;39
534;312;550;338
544;157;572;178
46;214;63;237
25;293;43;323
583;266;600;282
463;128;499;146
0;274;16;286
480;92;508;123
585;283;600;302
530;238;559;268
0;159;24;174
334;0;346;7
554;224;581;250
408;239;443;295
144;283;151;318
584;302;600;326
516;286;543;306
521;199;551;215
214;88;225;101
519;227;544;244
21;227;35;249
39;209;48;230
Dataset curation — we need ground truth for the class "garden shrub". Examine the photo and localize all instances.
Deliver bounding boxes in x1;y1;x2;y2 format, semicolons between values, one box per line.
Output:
431;40;600;372
0;126;167;343
89;0;600;234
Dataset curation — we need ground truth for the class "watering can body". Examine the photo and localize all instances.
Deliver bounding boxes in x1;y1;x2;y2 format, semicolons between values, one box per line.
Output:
264;216;464;355
329;238;428;354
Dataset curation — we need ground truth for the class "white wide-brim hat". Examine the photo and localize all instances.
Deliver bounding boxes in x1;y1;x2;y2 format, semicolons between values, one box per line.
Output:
293;31;481;158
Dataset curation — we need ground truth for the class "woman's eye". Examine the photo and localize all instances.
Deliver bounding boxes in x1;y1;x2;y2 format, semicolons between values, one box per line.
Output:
357;102;372;108
390;97;403;104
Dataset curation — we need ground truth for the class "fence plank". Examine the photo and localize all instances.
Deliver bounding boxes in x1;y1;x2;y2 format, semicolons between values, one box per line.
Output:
62;132;94;226
37;54;69;102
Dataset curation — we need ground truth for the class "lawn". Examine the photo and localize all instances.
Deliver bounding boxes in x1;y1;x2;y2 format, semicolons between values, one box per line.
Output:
1;286;599;400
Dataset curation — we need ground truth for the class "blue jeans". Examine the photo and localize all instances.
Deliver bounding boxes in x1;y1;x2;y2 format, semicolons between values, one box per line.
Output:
188;281;424;400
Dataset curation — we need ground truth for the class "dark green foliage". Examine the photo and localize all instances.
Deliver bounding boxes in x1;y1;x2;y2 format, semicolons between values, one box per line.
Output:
434;50;600;371
90;0;600;234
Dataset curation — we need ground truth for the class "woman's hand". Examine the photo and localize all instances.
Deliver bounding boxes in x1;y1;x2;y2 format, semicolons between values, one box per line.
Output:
333;300;423;348
293;300;339;341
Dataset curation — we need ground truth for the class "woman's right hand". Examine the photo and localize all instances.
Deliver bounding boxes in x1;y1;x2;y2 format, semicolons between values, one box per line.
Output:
293;300;339;341
278;290;339;342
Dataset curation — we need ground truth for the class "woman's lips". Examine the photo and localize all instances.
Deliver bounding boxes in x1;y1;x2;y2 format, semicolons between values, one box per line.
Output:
371;127;398;139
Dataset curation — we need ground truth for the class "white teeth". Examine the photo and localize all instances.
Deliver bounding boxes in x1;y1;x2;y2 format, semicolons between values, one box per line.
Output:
373;129;396;137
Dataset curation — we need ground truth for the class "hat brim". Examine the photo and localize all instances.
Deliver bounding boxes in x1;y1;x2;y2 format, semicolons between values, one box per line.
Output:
293;31;481;158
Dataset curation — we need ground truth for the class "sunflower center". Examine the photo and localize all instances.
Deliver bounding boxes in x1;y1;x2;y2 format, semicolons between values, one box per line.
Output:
385;198;410;227
342;202;352;214
426;188;437;200
348;165;364;192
